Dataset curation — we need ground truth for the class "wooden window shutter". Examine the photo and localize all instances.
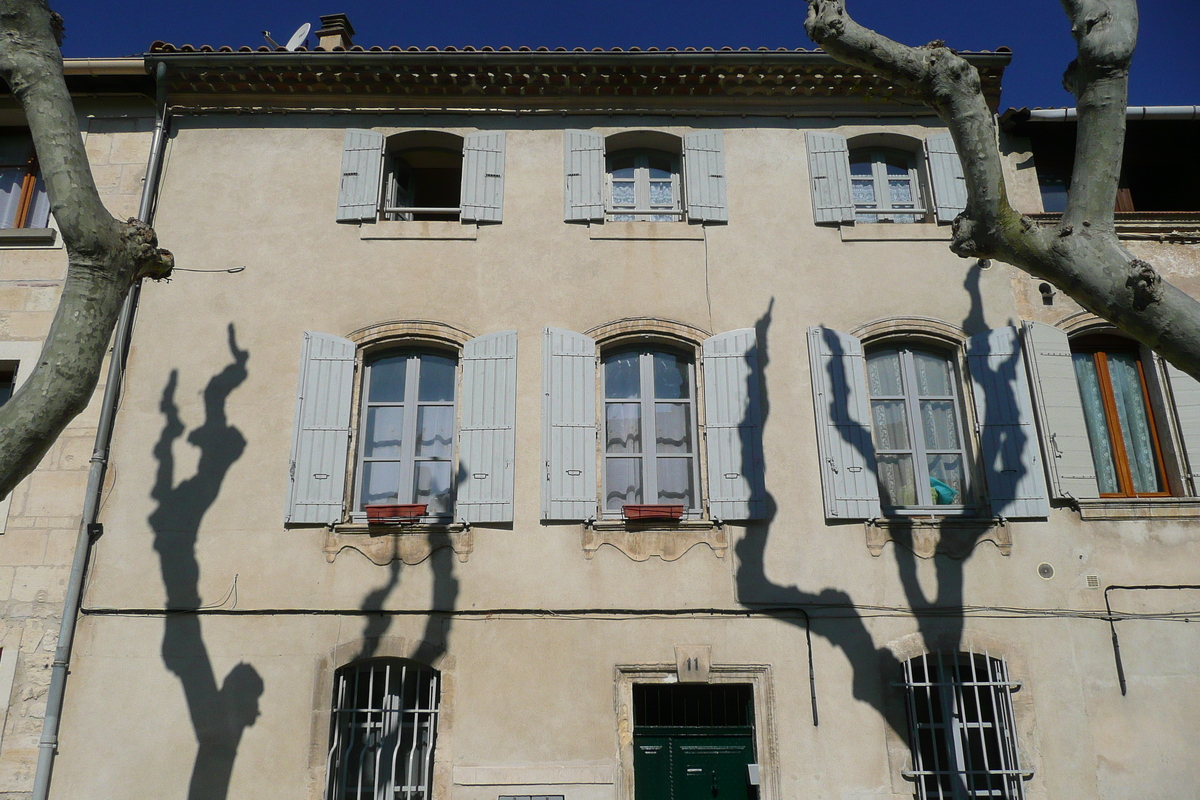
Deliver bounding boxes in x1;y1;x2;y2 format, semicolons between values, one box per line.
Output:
542;327;597;519
702;328;766;520
925;133;968;223
286;332;356;525
805;131;854;224
1165;361;1200;491
1021;321;1100;500
683;130;728;223
806;327;881;519
461;131;506;223
336;129;384;223
457;330;518;522
563;130;604;222
966;326;1050;518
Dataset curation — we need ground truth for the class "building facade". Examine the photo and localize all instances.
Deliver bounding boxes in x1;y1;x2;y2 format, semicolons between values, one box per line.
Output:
26;21;1200;800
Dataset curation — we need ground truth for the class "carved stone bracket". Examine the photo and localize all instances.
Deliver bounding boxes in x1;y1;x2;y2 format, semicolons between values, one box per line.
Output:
865;518;1011;559
583;521;727;561
324;524;474;565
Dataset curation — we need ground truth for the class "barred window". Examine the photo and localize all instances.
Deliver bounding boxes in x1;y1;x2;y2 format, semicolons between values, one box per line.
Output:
901;651;1028;800
326;659;440;800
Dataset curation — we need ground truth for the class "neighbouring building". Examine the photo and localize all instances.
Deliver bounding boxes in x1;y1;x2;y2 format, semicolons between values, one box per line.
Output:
0;60;156;795
28;16;1200;800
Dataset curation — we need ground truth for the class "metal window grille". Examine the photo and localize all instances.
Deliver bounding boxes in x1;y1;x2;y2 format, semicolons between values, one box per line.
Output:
633;683;754;728
326;660;440;800
901;651;1027;800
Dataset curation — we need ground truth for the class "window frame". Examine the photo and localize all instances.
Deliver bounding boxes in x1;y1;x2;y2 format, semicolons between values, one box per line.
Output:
900;651;1028;800
600;345;703;518
849;147;927;224
325;658;441;800
382;145;463;222
865;343;975;515
0;134;47;230
605;148;683;222
1070;336;1170;498
353;348;459;521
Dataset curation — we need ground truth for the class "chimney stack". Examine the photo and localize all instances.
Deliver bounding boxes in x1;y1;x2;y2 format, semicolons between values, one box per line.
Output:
315;14;355;50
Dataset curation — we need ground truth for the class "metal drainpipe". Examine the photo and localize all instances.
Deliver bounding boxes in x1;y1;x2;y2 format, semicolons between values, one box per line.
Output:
30;61;170;800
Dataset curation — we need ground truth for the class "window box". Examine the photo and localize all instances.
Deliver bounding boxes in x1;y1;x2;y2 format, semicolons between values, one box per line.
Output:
365;503;427;523
622;504;684;521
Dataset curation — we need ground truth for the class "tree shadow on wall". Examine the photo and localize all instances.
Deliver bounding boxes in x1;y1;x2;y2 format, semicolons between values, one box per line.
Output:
735;262;1029;762
150;323;261;800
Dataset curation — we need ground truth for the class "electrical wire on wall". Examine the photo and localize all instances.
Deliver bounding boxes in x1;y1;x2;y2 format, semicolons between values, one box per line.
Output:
703;226;714;333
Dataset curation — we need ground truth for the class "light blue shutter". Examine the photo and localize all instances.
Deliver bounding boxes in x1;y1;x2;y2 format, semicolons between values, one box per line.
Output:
807;327;881;519
336;129;384;222
457;330;518;523
966;327;1050;518
461;131;506;223
542;328;597;519
1021;321;1100;499
1165;361;1200;490
702;329;766;520
563;130;604;222
683;130;728;223
286;332;356;525
925;132;967;223
805;131;853;224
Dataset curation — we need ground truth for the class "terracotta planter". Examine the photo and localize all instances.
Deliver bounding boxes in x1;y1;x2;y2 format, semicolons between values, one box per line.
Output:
365;504;427;523
622;504;684;520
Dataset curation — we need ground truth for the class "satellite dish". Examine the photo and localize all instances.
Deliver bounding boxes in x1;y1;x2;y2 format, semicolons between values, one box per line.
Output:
285;23;311;51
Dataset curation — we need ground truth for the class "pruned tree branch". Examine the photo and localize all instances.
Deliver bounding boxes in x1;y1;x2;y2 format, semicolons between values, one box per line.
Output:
805;0;1200;381
0;0;172;498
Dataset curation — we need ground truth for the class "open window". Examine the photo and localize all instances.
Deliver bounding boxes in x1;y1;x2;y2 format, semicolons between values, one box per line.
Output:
336;129;505;224
0;131;49;230
564;129;728;224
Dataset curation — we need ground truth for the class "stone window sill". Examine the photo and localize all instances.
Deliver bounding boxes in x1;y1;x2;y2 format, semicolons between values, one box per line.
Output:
360;221;478;240
588;221;705;240
866;517;1011;558
840;223;951;242
583;519;726;561
0;227;58;247
1074;498;1200;521
325;522;473;564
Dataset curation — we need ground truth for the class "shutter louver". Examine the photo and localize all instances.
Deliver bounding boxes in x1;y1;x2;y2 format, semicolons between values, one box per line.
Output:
925;133;968;223
702;329;766;520
542;327;597;519
805;131;854;224
1021;321;1100;499
457;330;518;523
807;327;882;519
683;130;728;223
336;129;384;223
966;326;1050;518
563;130;605;222
460;131;506;223
286;332;356;525
1165;361;1200;488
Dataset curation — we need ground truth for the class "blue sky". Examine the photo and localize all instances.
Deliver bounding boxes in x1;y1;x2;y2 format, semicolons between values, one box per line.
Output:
53;0;1198;110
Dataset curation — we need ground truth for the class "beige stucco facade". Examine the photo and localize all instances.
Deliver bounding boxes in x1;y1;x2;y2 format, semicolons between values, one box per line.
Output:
10;46;1198;800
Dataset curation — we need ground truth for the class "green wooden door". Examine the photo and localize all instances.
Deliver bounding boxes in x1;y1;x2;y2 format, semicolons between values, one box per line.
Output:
634;729;755;800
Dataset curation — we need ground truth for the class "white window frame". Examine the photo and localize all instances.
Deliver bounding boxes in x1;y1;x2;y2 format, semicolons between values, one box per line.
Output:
325;659;441;800
605;149;683;222
354;350;458;520
866;344;973;514
901;651;1029;800
601;347;702;516
850;148;926;223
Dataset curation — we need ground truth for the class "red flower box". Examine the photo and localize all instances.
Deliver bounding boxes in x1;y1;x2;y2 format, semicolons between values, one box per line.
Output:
365;504;427;523
622;504;684;520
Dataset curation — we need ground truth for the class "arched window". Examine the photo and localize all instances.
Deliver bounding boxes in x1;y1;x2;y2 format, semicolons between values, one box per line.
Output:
865;344;970;509
606;149;681;222
602;347;700;512
901;651;1027;800
356;350;457;516
850;147;924;223
383;132;464;222
326;659;440;800
1070;334;1168;496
